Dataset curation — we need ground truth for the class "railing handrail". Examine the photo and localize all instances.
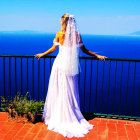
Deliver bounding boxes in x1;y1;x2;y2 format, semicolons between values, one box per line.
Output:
0;54;140;62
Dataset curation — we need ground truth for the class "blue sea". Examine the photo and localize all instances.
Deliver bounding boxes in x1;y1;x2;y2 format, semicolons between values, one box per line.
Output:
0;33;140;117
0;33;140;59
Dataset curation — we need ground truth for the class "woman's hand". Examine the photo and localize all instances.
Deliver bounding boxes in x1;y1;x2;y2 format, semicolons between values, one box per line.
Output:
34;53;44;60
96;54;107;61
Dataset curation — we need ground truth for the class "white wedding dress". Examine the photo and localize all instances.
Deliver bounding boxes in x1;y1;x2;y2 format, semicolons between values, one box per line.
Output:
42;41;94;138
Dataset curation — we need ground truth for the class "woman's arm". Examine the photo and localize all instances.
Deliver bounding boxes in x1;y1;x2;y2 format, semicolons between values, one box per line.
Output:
41;44;58;56
80;44;107;61
80;45;98;57
34;32;59;60
79;34;107;61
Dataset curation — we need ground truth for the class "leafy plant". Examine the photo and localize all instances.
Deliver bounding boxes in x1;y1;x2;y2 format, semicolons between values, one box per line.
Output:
0;91;45;122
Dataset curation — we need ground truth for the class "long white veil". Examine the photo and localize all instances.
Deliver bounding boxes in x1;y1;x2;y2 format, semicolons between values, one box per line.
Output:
60;15;83;76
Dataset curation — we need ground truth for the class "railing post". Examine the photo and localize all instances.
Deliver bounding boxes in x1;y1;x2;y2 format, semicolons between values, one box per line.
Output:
9;57;11;100
38;59;40;101
83;59;86;112
95;60;99;113
119;61;124;116
21;57;22;95
3;57;6;99
101;60;105;114
113;61;117;115
32;57;34;100
44;57;46;102
15;57;17;97
89;59;93;113
50;58;51;74
27;57;28;92
107;60;111;114
131;61;137;117
125;61;130;116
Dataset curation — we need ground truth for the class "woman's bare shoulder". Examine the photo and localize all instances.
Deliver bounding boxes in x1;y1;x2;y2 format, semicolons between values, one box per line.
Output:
56;31;62;35
54;31;61;39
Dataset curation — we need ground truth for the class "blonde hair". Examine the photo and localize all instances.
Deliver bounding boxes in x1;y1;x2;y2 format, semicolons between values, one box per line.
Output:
61;13;70;33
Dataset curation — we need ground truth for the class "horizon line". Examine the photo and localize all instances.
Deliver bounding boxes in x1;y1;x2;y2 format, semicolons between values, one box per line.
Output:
0;30;140;36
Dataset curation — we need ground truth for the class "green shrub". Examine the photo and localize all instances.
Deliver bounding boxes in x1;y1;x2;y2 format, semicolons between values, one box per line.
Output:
0;91;44;116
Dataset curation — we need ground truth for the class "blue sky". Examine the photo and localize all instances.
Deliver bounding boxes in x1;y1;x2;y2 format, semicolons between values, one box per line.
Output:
0;0;140;35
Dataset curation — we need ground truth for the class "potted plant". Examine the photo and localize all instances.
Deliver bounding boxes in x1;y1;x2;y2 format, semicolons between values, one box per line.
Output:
0;91;45;123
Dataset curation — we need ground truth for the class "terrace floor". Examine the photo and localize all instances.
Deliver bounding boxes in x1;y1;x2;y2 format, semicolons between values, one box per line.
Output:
0;112;140;140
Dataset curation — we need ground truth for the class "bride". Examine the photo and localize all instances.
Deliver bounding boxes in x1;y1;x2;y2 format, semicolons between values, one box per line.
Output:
34;13;107;138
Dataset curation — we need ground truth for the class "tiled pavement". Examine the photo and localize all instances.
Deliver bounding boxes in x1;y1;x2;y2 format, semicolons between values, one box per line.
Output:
0;112;140;140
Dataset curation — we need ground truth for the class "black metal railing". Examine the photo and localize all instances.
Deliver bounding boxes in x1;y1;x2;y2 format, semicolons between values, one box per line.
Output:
0;55;140;119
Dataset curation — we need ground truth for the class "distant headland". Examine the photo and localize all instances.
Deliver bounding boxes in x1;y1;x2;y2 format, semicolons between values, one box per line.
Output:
128;31;140;36
0;30;53;34
0;30;140;36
